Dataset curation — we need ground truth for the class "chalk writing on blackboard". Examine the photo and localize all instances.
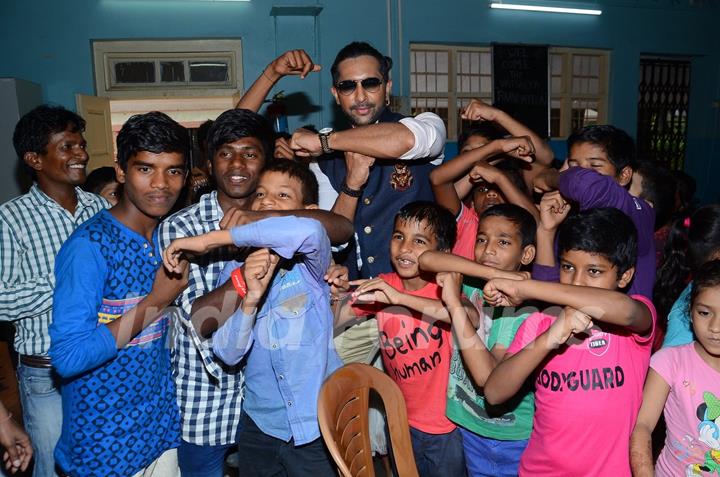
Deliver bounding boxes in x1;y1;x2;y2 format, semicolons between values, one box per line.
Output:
493;44;549;137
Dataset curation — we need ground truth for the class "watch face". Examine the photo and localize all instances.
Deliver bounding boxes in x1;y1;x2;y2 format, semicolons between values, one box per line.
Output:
319;127;333;135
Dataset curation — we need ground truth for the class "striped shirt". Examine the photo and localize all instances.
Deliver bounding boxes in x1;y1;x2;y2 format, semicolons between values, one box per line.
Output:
0;184;108;356
158;191;244;446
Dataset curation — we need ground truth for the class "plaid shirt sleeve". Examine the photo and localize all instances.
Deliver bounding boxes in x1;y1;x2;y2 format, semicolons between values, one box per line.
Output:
0;215;54;320
0;188;108;356
158;216;226;380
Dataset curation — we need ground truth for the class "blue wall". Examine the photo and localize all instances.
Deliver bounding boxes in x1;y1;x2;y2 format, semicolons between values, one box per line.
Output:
1;0;718;200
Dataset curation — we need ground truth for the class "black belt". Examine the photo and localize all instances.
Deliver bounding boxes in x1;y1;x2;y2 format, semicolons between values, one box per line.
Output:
19;355;52;368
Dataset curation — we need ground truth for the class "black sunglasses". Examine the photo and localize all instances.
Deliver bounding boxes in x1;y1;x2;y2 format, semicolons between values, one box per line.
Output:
335;77;384;96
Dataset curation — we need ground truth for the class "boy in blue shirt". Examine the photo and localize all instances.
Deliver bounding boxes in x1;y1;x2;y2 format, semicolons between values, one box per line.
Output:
49;112;189;477
163;160;344;476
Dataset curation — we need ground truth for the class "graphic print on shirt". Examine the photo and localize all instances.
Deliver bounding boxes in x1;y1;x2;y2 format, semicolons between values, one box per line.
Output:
687;392;720;476
448;349;517;426
380;313;446;382
536;324;625;393
587;326;611;356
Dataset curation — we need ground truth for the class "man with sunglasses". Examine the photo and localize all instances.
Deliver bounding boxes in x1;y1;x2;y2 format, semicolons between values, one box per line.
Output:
290;41;446;280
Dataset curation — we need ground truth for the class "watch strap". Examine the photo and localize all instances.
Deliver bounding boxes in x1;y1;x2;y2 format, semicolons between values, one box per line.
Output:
341;180;364;198
319;132;333;154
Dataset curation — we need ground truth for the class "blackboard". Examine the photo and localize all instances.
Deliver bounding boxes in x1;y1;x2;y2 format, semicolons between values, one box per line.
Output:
492;43;549;138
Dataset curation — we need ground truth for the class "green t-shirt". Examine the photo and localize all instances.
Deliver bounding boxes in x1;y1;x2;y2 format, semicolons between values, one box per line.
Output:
446;283;535;440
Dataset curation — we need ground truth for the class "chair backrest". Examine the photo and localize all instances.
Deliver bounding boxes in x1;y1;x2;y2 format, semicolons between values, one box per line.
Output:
318;363;419;477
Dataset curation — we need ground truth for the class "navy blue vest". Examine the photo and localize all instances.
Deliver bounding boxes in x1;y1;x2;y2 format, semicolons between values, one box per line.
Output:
318;109;437;278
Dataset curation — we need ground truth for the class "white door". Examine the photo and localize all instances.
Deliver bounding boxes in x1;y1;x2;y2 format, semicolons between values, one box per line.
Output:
76;94;114;169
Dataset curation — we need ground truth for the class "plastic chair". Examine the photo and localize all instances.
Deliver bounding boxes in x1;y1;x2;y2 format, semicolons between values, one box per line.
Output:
318;363;419;477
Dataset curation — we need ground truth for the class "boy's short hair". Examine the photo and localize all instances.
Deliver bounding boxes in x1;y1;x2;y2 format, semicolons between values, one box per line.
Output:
395;201;456;251
116;112;189;171
557;207;637;277
331;42;393;84
207;109;274;165
491;160;527;193
567;125;636;172
458;122;504;150
635;160;675;229
480;204;537;248
82;167;117;195
672;170;697;214
262;160;319;206
12;105;86;176
197;119;214;151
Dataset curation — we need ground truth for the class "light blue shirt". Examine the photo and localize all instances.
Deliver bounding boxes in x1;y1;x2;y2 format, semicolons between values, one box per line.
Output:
212;216;342;445
662;283;693;348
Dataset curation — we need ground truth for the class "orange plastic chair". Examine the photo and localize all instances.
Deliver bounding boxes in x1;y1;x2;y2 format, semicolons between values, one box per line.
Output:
318;363;419;477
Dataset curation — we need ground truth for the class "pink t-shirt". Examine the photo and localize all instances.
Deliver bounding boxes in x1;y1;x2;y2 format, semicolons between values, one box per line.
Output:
652;343;720;477
352;273;455;434
506;295;656;476
452;203;478;260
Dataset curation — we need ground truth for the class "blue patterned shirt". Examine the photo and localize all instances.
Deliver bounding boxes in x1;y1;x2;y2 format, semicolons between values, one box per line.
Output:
50;210;180;477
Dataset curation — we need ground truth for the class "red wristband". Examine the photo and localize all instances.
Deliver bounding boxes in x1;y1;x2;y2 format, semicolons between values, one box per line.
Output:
230;267;247;299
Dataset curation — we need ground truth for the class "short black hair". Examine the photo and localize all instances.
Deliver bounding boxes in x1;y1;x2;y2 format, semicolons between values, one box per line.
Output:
567;125;636;173
12;105;86;177
635;159;675;229
82;166;117;195
197;119;214;152
394;201;456;251
116;112;189;171
480;204;537;248
207;109;275;166
470;162;529;207
331;41;393;84
672;170;697;215
261;160;319;206
690;259;720;309
458;122;505;151
557;207;637;278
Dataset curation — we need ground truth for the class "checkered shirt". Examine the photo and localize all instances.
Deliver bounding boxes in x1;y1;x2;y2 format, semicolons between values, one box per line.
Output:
0;185;108;356
158;191;244;446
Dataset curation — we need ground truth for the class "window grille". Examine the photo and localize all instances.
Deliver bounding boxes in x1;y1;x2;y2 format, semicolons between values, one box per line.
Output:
637;57;691;170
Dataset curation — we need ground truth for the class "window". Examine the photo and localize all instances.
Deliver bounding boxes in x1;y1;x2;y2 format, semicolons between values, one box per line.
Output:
93;39;242;98
410;45;492;140
551;49;609;138
410;44;609;140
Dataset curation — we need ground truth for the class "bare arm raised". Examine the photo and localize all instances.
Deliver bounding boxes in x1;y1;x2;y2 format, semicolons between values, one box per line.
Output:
236;49;320;112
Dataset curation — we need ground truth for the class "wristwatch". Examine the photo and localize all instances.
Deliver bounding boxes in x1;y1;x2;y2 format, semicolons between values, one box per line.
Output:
318;127;334;154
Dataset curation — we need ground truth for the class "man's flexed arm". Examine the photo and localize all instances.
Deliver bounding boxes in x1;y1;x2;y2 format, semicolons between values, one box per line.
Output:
290;112;446;160
236;50;320;112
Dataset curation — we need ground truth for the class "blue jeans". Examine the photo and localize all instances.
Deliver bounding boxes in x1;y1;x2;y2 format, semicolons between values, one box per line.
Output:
17;364;63;477
409;427;466;477
460;428;528;477
177;440;234;477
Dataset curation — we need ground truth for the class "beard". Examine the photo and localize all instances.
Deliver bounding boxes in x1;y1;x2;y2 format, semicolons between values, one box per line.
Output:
348;101;386;126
